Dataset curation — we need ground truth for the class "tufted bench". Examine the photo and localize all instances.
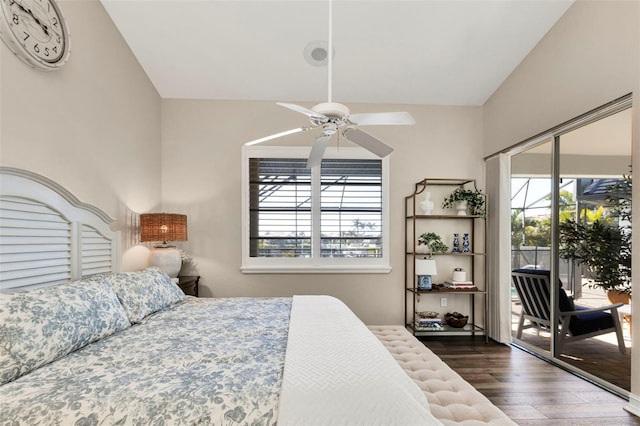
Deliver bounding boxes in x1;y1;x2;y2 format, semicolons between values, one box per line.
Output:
370;326;516;425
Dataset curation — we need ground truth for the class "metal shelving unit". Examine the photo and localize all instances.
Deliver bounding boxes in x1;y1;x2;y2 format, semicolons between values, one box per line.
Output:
404;178;487;338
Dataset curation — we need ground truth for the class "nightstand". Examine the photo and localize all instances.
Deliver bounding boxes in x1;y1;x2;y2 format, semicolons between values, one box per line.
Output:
177;275;200;297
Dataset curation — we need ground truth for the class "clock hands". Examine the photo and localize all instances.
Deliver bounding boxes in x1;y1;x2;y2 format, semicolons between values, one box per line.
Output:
3;0;69;69
12;0;50;37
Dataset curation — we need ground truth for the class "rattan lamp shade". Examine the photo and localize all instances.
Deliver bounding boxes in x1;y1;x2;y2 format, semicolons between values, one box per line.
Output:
140;213;188;245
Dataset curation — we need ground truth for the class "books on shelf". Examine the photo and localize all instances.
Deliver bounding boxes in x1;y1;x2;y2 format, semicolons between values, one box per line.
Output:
415;316;442;324
413;321;444;331
444;280;475;288
414;315;444;331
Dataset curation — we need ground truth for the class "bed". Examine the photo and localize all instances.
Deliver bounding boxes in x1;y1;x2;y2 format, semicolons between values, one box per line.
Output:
0;167;514;425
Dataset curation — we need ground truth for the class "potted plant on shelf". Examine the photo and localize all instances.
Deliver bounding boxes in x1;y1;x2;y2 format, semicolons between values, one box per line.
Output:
417;232;448;254
442;187;486;217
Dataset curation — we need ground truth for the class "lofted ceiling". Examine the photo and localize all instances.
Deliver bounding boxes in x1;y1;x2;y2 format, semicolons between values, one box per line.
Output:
100;0;573;106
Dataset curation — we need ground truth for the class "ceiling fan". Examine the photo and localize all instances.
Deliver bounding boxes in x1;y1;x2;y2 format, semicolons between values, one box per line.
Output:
244;0;415;168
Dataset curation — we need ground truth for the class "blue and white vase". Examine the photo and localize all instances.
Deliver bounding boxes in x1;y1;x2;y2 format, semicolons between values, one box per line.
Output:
452;233;460;253
462;233;471;253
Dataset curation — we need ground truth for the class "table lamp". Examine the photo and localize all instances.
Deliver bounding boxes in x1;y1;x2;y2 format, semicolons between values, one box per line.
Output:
416;258;437;291
140;213;187;278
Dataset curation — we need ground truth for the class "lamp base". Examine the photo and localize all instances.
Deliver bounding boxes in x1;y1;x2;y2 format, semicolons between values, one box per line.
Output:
417;275;432;291
150;247;182;278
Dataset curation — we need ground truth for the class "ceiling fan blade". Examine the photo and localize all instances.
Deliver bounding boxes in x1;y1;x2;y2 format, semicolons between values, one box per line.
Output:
306;134;332;169
244;127;309;146
277;102;328;122
349;112;415;126
343;128;394;158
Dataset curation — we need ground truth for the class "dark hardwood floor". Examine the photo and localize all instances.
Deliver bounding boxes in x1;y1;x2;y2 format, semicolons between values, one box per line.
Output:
420;336;640;425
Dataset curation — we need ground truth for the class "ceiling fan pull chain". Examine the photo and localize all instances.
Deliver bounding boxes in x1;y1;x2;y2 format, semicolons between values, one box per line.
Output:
327;0;333;104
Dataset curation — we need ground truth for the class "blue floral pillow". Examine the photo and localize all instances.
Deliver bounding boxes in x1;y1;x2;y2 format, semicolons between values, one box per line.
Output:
0;276;131;385
103;268;185;324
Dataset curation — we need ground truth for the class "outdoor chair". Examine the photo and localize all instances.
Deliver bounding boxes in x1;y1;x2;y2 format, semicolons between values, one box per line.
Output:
511;269;626;354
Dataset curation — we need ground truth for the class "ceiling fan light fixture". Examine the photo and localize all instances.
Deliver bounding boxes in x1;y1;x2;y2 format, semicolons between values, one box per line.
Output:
312;102;349;119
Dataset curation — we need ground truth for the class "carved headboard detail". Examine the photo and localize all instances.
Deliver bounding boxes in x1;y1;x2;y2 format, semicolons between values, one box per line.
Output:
0;167;120;293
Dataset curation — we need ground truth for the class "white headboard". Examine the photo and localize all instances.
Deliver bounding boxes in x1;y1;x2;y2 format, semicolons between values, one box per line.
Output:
0;167;120;293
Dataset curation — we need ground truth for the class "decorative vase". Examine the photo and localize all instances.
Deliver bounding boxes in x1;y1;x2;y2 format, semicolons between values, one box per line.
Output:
462;233;471;253
456;201;468;216
451;233;460;253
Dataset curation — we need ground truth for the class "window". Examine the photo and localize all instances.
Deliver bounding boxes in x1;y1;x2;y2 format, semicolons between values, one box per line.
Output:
242;146;390;273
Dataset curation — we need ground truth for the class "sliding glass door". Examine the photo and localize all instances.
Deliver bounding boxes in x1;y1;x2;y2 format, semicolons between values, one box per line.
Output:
511;140;553;355
508;101;632;394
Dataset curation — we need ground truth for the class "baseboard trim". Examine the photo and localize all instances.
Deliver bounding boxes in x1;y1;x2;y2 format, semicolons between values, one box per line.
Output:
624;393;640;417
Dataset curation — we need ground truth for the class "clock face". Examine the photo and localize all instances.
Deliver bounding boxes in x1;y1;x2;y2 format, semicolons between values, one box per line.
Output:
0;0;70;71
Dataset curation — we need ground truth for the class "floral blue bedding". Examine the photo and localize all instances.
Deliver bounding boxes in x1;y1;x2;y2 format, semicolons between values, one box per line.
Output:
0;296;292;426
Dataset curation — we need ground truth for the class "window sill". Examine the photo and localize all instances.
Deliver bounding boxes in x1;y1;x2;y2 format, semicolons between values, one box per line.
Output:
240;265;392;274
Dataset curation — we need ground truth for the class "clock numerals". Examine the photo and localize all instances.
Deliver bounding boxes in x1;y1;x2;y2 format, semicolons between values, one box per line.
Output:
10;0;64;61
2;0;69;69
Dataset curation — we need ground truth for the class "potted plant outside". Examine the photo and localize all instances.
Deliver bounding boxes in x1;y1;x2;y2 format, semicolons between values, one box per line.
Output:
558;171;632;301
442;187;486;217
559;218;631;299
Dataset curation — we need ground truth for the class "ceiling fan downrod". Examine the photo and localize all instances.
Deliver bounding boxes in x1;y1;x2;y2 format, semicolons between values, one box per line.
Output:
327;0;333;104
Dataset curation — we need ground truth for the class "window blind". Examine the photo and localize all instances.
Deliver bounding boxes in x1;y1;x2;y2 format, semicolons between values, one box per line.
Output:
249;158;312;257
248;157;383;259
320;159;382;258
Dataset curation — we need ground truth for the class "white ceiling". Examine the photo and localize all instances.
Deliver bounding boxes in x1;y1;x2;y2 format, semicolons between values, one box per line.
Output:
100;0;573;106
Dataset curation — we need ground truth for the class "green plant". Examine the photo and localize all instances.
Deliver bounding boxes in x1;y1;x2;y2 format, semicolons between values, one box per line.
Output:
442;187;486;217
559;218;631;294
606;168;632;223
417;232;448;254
559;169;632;295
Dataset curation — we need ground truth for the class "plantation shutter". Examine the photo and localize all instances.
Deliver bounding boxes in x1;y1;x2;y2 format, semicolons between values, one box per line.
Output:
81;224;114;276
0;197;72;290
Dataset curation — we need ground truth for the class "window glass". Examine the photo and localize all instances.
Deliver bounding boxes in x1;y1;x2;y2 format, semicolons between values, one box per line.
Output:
320;159;382;258
243;146;389;273
249;158;311;258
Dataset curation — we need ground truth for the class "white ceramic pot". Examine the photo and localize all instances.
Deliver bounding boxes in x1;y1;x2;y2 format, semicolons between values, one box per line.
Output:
456;201;468;216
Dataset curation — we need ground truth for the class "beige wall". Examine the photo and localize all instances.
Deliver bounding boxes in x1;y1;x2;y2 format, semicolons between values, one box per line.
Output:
161;99;484;324
483;0;639;156
483;0;640;406
0;0;162;270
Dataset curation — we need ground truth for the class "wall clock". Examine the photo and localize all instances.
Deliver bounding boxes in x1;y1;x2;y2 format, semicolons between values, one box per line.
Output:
0;0;70;71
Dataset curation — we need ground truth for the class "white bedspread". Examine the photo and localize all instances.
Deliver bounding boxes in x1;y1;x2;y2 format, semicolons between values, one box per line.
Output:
278;295;442;426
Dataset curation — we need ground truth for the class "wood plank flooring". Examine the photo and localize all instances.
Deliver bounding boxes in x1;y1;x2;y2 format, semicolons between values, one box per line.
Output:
420;337;640;425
